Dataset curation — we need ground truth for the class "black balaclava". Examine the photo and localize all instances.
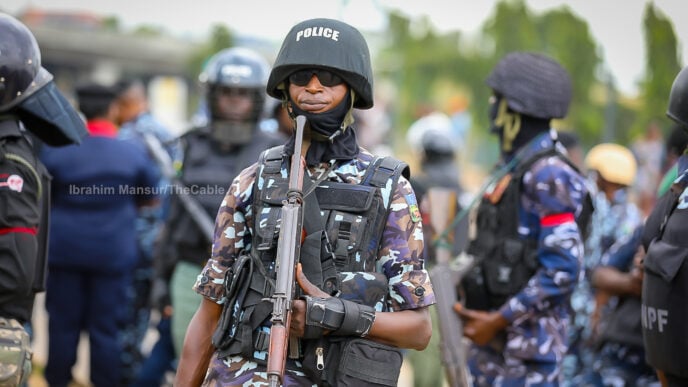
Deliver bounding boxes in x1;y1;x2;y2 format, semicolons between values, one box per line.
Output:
489;95;550;157
285;91;359;166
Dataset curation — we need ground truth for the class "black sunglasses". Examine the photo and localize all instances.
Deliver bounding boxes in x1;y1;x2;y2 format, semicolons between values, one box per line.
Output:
288;69;343;87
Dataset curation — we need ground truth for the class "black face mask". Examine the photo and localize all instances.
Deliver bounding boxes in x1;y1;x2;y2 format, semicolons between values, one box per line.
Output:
488;95;502;134
289;92;351;140
488;95;550;155
284;92;359;166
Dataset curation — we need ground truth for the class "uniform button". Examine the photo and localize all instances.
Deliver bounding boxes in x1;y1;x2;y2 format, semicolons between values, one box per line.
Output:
414;286;425;296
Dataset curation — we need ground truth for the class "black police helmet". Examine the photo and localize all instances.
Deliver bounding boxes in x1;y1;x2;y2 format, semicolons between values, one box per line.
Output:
486;51;572;119
200;47;270;89
667;66;688;128
199;47;271;122
0;13;52;112
267;18;373;109
0;13;87;145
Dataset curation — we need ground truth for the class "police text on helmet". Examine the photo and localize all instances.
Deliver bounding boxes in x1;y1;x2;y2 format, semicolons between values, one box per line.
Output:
221;64;253;79
295;27;339;42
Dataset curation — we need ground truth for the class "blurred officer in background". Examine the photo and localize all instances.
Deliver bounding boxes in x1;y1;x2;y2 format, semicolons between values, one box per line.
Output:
115;78;178;386
153;47;284;356
40;81;159;387
457;51;591;386
0;13;87;386
565;143;648;386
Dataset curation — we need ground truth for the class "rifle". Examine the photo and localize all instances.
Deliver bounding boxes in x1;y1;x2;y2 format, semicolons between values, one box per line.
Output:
427;188;473;387
267;115;307;387
140;132;215;243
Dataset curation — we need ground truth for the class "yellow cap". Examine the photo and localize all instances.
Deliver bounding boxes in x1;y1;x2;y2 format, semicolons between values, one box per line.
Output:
584;143;637;186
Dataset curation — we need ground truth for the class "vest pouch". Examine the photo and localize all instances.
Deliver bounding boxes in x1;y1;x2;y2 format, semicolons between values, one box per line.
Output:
301;337;402;387
596;296;644;349
0;318;32;387
301;271;393;385
253;180;288;252
483;237;535;302
462;265;492;311
317;183;383;271
641;237;688;378
212;253;274;360
337;338;402;386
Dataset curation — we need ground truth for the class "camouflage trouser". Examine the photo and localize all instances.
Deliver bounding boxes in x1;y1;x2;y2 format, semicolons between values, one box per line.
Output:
202;353;317;387
0;318;31;387
467;343;560;387
585;343;660;387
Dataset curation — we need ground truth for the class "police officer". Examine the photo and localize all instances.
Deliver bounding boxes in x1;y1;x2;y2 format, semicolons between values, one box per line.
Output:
641;65;688;386
0;13;87;386
154;47;285;355
175;18;434;386
567;143;649;386
455;51;590;386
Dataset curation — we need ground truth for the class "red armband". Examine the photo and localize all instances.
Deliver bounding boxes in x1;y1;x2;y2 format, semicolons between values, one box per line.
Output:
540;213;575;227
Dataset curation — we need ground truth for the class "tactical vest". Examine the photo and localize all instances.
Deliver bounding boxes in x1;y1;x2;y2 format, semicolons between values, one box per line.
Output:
463;148;591;311
212;145;409;361
170;128;281;260
0;119;51;322
641;181;688;377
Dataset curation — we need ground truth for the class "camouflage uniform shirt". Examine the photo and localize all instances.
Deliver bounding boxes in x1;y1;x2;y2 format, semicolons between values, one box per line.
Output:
469;132;588;386
194;148;435;385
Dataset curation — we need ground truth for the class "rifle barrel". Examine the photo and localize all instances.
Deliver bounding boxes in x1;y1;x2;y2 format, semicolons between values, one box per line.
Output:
266;115;307;386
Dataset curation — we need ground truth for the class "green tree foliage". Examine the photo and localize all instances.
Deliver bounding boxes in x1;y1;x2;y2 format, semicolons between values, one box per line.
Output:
483;0;539;58
132;25;165;37
102;16;120;32
378;12;468;137
537;6;602;144
378;0;607;159
188;24;235;79
639;2;682;136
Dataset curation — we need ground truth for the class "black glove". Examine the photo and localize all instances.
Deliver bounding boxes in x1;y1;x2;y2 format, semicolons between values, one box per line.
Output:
301;295;376;338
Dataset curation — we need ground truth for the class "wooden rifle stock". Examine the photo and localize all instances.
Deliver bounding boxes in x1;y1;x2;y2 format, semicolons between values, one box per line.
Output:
267;115;307;387
427;188;472;387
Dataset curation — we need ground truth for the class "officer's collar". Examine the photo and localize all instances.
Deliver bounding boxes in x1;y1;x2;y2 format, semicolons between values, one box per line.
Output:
0;116;24;138
502;129;556;167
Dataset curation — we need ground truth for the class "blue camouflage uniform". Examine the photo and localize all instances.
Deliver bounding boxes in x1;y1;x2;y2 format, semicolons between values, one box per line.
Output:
564;186;645;386
468;132;588;387
588;235;660;387
578;191;656;386
194;149;435;386
117;112;179;385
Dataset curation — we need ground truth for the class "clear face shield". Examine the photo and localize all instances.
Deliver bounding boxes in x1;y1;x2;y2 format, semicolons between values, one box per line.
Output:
208;87;263;147
0;67;53;113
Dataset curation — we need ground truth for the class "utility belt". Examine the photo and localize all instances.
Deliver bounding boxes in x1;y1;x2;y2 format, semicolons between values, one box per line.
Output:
211;253;402;386
0;317;32;387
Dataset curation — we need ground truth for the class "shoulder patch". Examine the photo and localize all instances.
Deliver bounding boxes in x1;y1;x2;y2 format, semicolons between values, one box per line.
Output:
405;193;422;223
0;174;24;192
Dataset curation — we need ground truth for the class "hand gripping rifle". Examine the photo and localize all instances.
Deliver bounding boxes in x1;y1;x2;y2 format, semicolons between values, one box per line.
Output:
427;188;473;387
267;115;307;387
141;132;215;243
